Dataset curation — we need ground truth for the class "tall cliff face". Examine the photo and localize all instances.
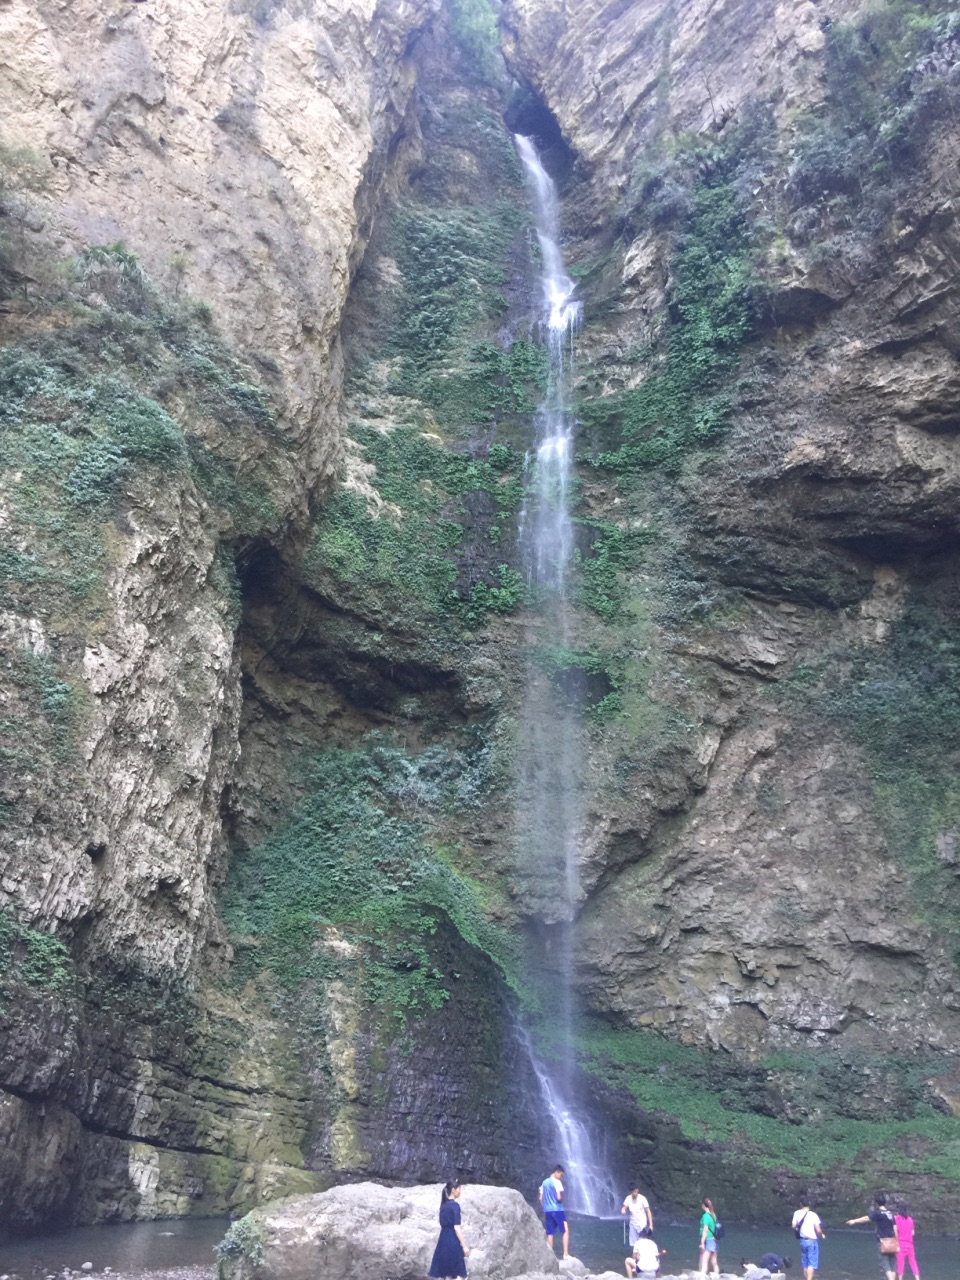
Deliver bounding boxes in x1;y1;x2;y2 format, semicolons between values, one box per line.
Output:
3;0;960;1237
0;0;456;1232
499;0;960;1218
0;0;436;971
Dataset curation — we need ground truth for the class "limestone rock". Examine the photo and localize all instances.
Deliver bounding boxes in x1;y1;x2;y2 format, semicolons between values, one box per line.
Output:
216;1183;559;1280
0;0;440;1232
0;0;438;976
502;0;830;201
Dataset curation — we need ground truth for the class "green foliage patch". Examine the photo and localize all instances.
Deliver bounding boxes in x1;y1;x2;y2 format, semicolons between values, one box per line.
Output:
788;0;960;212
446;0;501;80
214;1215;264;1266
574;519;653;621
0;647;80;784
305;423;525;628
0;910;73;993
0;143;53;296
582;142;758;475
223;740;516;1022
386;204;534;428
800;604;960;951
0;252;283;621
576;1021;960;1181
536;644;624;723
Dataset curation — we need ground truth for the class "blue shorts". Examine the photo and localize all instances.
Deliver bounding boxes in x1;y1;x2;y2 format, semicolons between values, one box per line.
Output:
545;1210;566;1235
801;1239;819;1270
702;1239;717;1254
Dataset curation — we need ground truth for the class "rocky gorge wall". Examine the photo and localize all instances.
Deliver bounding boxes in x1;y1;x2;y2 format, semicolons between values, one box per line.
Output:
500;0;960;1222
3;0;960;1238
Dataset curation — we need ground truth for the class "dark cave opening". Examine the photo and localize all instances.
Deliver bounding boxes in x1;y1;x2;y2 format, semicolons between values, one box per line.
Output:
504;86;575;180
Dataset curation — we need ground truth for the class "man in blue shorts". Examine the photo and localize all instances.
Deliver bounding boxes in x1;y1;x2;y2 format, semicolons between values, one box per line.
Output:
539;1164;570;1259
791;1202;825;1280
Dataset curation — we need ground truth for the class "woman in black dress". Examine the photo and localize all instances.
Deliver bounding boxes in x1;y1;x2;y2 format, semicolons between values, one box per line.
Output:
429;1181;470;1279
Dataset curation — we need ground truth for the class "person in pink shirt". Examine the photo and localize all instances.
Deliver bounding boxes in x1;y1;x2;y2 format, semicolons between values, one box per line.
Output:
893;1200;920;1279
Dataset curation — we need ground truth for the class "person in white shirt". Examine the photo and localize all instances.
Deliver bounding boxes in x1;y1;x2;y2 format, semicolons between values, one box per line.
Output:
791;1204;825;1280
621;1185;654;1245
625;1234;661;1278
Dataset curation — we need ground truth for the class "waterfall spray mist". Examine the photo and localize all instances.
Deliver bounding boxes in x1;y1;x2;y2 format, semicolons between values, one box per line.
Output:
514;134;618;1218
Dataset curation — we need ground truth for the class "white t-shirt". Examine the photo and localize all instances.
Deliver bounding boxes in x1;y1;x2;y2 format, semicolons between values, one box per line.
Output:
792;1208;821;1239
623;1193;650;1228
633;1237;659;1271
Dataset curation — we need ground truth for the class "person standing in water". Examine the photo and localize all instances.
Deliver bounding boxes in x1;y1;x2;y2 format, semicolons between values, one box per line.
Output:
847;1192;898;1280
699;1198;720;1276
621;1185;654;1244
791;1201;825;1280
540;1164;570;1259
893;1199;920;1280
428;1181;470;1279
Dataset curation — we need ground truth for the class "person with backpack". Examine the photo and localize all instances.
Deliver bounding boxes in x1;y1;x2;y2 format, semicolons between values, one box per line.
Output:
791;1202;825;1279
699;1197;722;1276
847;1192;898;1280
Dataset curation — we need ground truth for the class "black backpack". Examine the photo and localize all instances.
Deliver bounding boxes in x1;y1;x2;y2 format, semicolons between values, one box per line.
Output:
714;1218;726;1239
794;1210;810;1240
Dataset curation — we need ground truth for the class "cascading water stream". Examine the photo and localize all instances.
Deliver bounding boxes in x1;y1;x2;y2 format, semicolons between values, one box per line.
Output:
514;134;619;1219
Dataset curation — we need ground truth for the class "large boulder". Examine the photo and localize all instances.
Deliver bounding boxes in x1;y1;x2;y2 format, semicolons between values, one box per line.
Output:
216;1181;560;1280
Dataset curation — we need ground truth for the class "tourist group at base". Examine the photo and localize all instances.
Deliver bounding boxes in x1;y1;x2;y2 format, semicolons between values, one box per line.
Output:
427;1175;922;1280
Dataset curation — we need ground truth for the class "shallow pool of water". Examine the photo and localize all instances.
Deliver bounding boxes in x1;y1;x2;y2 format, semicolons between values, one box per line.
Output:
2;1211;957;1280
568;1215;957;1279
0;1218;227;1278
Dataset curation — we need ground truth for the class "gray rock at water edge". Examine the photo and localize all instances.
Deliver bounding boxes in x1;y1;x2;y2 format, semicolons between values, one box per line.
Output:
216;1181;559;1280
557;1260;588;1277
80;1267;94;1273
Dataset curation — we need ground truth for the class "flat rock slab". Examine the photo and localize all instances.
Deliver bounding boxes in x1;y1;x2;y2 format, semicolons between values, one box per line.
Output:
216;1182;559;1280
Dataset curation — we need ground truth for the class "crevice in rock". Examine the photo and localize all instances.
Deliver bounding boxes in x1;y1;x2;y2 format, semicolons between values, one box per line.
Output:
503;85;576;180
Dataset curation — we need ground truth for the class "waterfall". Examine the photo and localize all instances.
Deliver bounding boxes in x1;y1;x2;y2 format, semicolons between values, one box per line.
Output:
514;134;618;1219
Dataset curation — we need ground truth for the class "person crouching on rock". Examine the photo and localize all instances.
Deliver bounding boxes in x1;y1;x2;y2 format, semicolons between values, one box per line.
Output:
539;1163;570;1259
742;1256;793;1279
741;1253;793;1276
429;1180;470;1279
625;1232;662;1278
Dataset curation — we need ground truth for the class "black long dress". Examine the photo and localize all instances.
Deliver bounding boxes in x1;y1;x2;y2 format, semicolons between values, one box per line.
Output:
429;1199;467;1278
